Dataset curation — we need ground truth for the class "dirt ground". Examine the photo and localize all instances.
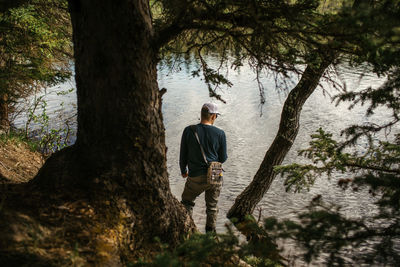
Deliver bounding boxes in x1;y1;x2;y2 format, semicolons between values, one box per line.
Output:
0;139;141;266
0;138;44;184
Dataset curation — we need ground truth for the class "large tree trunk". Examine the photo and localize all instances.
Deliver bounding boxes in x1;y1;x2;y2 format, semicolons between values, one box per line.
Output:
227;55;334;222
0;93;10;134
29;0;195;263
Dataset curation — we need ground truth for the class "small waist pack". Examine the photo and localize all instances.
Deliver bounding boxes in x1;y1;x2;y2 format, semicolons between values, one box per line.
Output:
190;125;224;185
207;161;223;185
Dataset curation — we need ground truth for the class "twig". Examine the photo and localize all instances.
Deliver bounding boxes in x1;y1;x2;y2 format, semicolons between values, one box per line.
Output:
257;206;263;224
0;160;10;171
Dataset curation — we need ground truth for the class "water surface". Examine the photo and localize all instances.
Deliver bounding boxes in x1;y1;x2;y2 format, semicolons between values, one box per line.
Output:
159;61;393;235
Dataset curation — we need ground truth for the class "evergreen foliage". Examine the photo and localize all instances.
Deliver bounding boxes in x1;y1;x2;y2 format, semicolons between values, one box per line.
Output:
0;0;72;126
153;0;348;102
273;117;400;265
272;3;400;260
131;228;283;267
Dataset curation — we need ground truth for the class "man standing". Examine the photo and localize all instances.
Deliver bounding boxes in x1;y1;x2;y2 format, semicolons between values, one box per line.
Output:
180;103;228;233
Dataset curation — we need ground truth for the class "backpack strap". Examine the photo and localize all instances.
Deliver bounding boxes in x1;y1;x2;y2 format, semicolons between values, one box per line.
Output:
190;125;208;165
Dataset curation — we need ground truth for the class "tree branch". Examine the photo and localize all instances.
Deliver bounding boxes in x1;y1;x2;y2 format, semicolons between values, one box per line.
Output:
345;162;400;175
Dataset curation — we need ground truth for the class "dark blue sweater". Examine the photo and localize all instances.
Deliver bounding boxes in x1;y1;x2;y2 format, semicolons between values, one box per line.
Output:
180;123;228;177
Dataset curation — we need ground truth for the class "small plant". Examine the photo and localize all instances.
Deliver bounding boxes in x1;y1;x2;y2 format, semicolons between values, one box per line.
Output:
23;88;75;155
0;130;39;152
130;224;283;267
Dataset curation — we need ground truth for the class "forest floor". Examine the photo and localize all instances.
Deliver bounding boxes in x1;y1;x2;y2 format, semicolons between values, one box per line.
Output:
0;137;44;184
0;138;126;266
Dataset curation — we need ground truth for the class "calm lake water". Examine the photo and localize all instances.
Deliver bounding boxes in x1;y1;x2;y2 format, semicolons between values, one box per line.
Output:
14;57;397;263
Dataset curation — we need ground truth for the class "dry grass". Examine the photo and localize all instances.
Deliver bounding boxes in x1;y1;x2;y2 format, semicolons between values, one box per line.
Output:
0;138;44;184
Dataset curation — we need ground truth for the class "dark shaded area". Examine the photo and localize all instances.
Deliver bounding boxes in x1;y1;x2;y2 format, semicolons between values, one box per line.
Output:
0;252;56;267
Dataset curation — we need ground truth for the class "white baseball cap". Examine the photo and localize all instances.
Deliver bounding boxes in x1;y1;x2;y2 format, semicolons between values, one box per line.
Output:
202;103;220;115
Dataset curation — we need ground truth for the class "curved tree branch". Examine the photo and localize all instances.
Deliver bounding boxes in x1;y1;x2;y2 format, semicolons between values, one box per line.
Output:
227;51;336;223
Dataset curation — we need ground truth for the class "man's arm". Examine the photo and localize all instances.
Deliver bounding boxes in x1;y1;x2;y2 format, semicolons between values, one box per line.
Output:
179;127;189;177
219;131;228;163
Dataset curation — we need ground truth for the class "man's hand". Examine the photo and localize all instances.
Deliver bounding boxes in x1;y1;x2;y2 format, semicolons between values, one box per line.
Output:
182;172;188;178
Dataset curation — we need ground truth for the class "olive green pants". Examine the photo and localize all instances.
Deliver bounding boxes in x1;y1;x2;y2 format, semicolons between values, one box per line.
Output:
181;174;222;232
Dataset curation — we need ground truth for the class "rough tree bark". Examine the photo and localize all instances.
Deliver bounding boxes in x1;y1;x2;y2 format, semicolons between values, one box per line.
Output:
0;94;10;134
227;54;335;222
28;0;195;263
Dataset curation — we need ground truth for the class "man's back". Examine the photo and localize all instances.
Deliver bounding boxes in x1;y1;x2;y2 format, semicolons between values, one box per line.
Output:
180;123;227;178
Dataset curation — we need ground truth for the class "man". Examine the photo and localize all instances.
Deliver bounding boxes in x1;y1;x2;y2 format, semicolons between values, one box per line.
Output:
179;102;228;233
